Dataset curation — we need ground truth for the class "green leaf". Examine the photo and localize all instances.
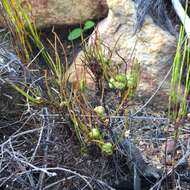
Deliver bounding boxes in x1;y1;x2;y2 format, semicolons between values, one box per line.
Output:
10;82;41;103
83;20;95;31
68;28;82;41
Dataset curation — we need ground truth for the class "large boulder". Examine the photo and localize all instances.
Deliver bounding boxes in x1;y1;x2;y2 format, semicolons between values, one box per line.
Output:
68;0;177;109
1;0;108;28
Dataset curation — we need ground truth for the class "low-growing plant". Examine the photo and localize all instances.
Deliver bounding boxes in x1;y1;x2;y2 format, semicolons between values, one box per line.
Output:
1;0;141;157
115;60;140;114
83;34;113;81
81;30;140;115
1;0;115;155
68;20;95;41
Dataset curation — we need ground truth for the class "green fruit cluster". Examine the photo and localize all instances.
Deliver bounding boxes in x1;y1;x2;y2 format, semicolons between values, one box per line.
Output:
101;142;113;155
89;127;113;155
109;74;127;90
89;128;101;140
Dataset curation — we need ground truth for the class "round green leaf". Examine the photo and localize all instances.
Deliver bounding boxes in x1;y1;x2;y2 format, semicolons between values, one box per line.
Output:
68;28;82;41
83;20;95;31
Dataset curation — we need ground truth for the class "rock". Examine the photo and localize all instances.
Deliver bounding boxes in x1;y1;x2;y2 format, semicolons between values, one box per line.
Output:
1;0;108;28
69;0;177;109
